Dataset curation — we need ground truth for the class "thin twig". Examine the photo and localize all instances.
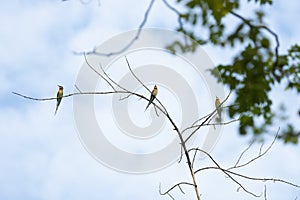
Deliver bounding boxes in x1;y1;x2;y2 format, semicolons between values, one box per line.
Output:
161;0;188;48
190;147;261;197
13;91;122;101
161;0;183;31
74;84;83;93
125;56;150;93
196;165;300;188
119;93;132;101
73;0;156;57
159;182;194;198
232;139;255;168
97;62;128;92
192;148;198;167
178;144;183;163
228;128;279;170
227;170;300;188
264;185;267;200
189;131;300;197
204;118;240;127
83;53;116;91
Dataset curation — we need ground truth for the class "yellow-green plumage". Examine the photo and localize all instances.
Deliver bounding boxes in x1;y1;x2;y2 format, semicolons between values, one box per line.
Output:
215;96;221;122
55;85;64;115
145;85;158;111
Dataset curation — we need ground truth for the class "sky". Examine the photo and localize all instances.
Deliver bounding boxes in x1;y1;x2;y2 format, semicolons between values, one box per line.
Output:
0;0;300;200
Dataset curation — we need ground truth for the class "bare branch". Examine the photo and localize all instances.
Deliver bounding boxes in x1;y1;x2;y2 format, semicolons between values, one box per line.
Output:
190;133;299;198
13;86;167;122
73;0;156;57
159;183;175;200
192;148;198;168
12;91;122;101
229;170;300;188
83;53;116;91
232;139;255;169
228;128;279;170
196;165;300;189
159;182;195;199
178;144;184;163
74;84;83;93
191;118;240;131
97;62;129;92
264;185;267;200
118;93;133;101
161;0;187;49
125;56;150;93
13;92;57;101
161;0;183;32
190;148;261;197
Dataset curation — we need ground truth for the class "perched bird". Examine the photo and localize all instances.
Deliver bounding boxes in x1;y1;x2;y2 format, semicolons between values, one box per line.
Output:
215;96;222;122
54;85;64;115
145;85;158;111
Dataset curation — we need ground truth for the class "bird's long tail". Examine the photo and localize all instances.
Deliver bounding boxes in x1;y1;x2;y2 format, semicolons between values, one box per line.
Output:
144;102;151;112
216;109;222;122
54;105;58;116
145;95;155;112
54;99;61;116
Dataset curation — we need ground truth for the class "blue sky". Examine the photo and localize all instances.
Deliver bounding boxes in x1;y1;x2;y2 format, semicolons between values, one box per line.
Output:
0;0;300;199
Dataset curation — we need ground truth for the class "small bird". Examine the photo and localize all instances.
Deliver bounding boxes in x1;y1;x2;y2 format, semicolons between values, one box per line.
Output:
215;96;221;122
145;85;158;111
54;85;64;115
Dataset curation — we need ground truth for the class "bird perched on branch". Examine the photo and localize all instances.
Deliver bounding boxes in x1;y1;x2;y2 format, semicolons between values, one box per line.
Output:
54;85;64;115
145;85;158;111
215;96;222;122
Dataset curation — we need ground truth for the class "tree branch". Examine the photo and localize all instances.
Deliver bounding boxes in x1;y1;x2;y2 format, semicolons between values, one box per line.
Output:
190;131;300;197
230;11;279;67
83;53;117;91
73;0;156;56
228;128;279;170
190;147;261;197
159;182;195;198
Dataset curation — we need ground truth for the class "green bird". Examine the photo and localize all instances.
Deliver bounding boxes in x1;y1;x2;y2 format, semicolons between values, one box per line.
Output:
145;85;158;111
54;85;64;115
215;96;222;122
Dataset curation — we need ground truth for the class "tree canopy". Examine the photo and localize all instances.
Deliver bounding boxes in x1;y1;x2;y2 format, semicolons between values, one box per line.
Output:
167;0;300;144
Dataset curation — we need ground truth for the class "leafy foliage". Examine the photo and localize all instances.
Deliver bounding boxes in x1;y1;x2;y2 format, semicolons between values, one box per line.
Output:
169;0;300;143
